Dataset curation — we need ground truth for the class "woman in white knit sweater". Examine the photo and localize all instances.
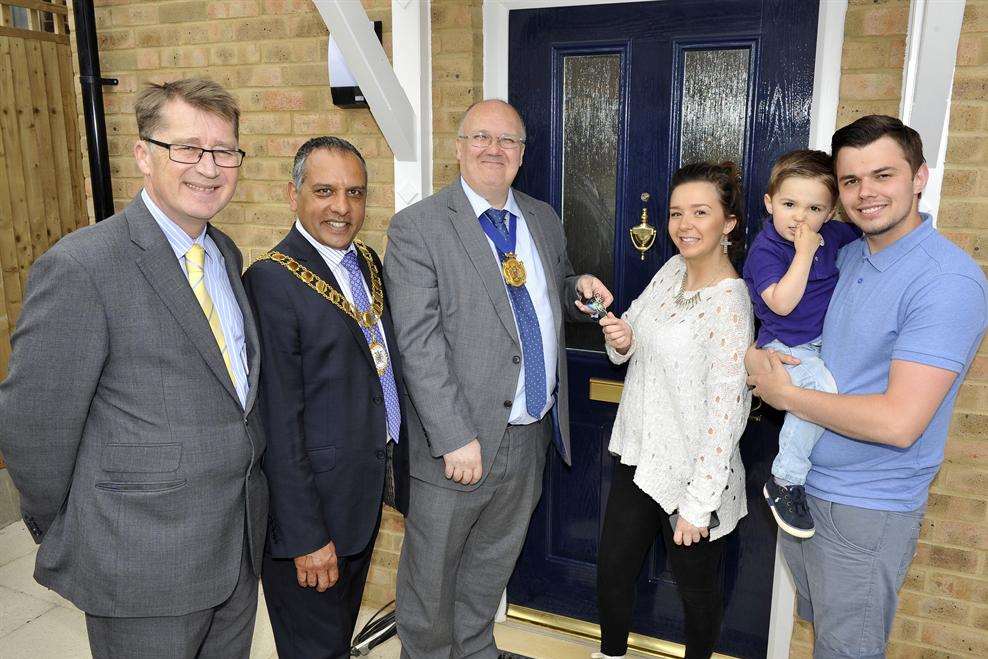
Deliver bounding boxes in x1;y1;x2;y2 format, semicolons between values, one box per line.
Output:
592;162;754;659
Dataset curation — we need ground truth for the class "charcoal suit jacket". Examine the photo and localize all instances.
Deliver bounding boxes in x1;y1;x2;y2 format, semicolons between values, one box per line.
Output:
0;195;268;617
244;226;409;560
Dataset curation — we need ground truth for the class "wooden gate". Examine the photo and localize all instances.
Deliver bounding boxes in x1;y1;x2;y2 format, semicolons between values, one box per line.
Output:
0;0;88;397
0;1;88;468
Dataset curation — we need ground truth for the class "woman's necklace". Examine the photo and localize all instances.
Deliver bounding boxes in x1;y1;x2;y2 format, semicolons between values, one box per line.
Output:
672;267;722;310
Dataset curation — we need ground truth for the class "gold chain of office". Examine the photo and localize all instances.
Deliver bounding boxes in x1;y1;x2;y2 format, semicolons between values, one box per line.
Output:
259;240;385;329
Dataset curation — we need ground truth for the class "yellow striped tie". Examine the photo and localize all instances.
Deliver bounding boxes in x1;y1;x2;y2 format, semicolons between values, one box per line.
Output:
185;244;236;386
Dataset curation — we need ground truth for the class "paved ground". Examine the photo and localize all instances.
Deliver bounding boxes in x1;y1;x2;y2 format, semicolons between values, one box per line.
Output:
0;521;397;658
0;521;653;658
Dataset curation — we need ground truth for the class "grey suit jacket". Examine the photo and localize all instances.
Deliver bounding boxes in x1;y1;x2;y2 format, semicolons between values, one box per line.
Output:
0;195;268;617
384;181;585;490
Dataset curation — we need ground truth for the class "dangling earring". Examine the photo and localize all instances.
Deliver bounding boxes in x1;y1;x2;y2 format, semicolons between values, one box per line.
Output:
720;236;732;255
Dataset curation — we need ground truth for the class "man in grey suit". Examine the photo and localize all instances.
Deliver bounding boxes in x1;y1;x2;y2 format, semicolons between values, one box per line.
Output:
0;78;267;658
386;99;612;658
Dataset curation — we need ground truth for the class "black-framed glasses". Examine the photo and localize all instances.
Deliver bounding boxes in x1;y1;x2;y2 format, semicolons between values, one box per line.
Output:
457;132;526;150
142;137;246;168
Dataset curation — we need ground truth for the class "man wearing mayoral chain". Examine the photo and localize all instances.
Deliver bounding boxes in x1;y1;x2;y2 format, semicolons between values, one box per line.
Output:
385;99;612;658
244;136;409;658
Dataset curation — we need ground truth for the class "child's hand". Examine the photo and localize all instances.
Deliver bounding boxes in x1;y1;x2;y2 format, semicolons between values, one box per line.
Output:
794;224;822;256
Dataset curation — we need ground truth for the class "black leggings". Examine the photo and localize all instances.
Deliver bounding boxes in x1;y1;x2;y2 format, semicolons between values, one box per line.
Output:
597;462;728;658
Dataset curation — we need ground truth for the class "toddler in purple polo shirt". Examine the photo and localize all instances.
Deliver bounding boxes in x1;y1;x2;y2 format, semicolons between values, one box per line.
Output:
742;150;860;538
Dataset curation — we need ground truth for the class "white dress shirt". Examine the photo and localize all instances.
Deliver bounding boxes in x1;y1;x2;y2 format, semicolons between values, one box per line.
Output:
294;220;391;357
460;178;557;424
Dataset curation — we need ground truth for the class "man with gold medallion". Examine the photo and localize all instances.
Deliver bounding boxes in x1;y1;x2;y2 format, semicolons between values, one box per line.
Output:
386;99;612;658
243;136;409;659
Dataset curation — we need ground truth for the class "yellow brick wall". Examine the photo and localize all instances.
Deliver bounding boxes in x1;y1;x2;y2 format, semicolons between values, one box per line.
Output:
793;1;988;657
836;0;909;125
905;1;988;656
431;0;484;188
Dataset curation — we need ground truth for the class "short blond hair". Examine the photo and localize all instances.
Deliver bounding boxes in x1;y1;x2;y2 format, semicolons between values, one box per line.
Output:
135;78;240;140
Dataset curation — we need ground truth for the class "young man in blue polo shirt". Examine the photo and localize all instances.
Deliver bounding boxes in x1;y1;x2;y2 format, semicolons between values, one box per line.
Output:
748;115;988;659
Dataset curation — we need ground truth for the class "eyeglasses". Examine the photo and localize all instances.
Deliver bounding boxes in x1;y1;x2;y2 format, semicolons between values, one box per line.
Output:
142;137;246;168
457;132;526;150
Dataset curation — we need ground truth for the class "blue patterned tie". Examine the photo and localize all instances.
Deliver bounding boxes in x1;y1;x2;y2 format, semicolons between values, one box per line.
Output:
484;209;547;418
340;250;401;442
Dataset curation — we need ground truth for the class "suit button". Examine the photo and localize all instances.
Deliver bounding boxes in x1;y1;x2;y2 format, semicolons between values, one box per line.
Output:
512;355;521;364
503;400;512;408
376;449;386;460
373;396;383;404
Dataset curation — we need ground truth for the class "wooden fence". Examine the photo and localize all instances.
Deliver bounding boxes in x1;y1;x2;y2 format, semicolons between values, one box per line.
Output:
0;0;88;467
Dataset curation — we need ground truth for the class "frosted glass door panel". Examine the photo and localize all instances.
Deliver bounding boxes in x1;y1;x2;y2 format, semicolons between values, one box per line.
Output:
561;54;621;351
679;48;750;167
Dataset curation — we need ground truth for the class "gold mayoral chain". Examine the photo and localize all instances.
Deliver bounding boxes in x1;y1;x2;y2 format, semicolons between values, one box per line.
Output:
260;240;390;375
501;252;527;287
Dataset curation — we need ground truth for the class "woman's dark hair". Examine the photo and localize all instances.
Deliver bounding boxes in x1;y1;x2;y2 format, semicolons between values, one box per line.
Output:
670;161;746;262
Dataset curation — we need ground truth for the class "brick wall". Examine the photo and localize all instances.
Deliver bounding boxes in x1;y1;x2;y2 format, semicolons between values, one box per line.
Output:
836;0;910;126
793;1;988;657
431;0;484;188
907;1;988;656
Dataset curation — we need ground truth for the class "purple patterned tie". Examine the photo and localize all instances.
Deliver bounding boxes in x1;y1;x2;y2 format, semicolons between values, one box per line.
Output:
340;250;401;442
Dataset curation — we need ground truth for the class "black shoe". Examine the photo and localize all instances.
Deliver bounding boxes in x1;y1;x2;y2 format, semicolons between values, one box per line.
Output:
764;480;815;538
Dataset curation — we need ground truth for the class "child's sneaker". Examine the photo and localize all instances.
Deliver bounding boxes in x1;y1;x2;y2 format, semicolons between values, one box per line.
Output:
764;479;815;538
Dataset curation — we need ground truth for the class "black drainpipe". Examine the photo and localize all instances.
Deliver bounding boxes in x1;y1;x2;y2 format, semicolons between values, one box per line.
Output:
72;0;115;221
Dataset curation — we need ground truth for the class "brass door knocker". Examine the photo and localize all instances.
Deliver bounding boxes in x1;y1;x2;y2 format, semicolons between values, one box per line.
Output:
630;192;656;260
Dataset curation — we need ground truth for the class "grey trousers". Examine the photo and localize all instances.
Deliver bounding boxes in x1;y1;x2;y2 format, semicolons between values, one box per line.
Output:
780;495;924;659
396;419;551;659
85;542;258;659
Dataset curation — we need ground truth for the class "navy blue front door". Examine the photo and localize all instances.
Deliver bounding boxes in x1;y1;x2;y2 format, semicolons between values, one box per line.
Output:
506;2;819;657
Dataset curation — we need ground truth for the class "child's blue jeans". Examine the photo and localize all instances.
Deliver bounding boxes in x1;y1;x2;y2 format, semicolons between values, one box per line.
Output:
764;337;838;485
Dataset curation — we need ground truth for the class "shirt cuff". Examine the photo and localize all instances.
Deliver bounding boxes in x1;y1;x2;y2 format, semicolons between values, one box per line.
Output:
677;497;711;529
606;333;636;365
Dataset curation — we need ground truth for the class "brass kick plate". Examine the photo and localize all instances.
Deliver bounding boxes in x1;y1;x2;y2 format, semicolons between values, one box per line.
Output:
506;604;739;658
589;378;623;404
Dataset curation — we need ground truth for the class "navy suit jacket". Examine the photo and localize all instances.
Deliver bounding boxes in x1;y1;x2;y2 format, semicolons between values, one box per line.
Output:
244;227;409;559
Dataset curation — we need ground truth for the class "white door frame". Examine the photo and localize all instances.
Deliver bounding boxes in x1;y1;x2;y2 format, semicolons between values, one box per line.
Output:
482;2;849;657
899;0;966;220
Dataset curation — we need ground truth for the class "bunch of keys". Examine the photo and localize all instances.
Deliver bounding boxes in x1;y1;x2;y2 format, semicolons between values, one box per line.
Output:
583;293;607;320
